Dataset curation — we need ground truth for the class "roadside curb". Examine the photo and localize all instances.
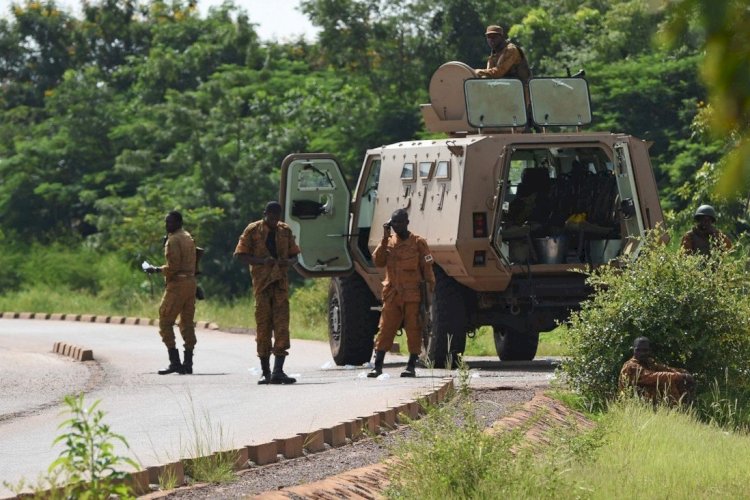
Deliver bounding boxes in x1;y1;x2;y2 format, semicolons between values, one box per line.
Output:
0;311;220;331
52;341;94;362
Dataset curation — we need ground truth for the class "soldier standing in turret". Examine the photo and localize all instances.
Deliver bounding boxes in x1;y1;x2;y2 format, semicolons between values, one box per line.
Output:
475;25;531;83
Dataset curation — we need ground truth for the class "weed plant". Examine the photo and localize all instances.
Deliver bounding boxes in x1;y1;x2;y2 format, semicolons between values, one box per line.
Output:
179;393;237;484
4;394;139;499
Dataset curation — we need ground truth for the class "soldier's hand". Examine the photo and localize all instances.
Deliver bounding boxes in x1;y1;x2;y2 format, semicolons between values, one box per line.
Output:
383;222;391;239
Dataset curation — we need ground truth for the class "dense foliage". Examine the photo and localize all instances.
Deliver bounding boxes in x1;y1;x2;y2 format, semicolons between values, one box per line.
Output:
561;231;750;403
0;0;742;298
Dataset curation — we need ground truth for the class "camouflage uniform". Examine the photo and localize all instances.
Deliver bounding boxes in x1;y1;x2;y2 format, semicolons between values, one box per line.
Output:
159;228;197;349
619;357;693;404
477;43;531;82
373;233;435;354
680;227;732;256
234;220;300;357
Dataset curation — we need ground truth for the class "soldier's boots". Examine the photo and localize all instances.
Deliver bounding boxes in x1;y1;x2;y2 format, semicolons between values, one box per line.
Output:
257;356;272;385
158;347;183;375
367;350;386;378
181;349;193;375
270;356;296;384
400;354;419;378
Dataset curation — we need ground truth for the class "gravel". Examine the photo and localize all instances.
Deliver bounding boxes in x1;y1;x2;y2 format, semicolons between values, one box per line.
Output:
162;386;536;499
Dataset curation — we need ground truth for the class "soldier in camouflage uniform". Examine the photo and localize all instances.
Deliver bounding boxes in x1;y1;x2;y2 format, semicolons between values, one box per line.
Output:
475;25;531;83
368;209;435;378
619;337;695;405
681;204;732;256
145;211;197;375
234;202;300;385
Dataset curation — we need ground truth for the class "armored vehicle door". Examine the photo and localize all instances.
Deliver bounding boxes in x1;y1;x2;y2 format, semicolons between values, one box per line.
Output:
280;154;353;277
613;142;647;259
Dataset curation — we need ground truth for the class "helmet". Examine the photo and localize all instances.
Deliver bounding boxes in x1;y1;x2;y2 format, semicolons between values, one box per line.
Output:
485;25;505;37
694;204;717;221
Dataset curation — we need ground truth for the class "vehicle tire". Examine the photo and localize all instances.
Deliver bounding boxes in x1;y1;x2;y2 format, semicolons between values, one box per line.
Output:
328;274;380;366
426;266;468;368
493;326;539;361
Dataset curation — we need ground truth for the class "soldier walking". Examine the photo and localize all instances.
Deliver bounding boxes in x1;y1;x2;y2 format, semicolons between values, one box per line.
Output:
234;201;300;385
145;211;198;375
368;209;435;378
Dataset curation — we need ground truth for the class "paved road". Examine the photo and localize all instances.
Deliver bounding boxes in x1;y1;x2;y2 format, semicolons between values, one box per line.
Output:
0;319;555;496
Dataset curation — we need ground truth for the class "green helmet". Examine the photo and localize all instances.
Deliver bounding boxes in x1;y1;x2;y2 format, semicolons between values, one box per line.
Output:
694;204;717;221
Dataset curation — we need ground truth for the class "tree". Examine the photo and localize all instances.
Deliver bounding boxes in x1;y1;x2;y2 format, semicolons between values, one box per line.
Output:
662;0;750;195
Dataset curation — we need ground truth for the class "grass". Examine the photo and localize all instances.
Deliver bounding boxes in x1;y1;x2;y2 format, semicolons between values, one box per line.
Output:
464;325;568;357
0;282;328;342
562;399;750;498
0;274;566;353
387;389;750;499
178;393;237;485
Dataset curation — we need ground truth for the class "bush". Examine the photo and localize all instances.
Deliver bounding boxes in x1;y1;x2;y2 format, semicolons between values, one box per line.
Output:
561;229;750;404
0;245;23;294
19;244;102;293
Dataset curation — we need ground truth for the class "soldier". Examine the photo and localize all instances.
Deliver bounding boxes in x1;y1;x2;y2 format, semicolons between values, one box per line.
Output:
681;204;732;256
234;201;300;385
475;25;531;82
619;337;695;405
368;209;435;378
145;211;197;375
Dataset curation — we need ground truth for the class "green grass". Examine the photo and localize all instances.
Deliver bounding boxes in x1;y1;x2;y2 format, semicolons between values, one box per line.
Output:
0;281;328;342
562;399;750;498
463;325;569;357
387;392;750;499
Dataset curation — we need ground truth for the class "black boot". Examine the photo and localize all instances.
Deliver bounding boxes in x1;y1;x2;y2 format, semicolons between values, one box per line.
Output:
401;354;419;377
158;348;183;375
367;350;386;378
270;356;296;384
181;349;193;375
258;356;272;385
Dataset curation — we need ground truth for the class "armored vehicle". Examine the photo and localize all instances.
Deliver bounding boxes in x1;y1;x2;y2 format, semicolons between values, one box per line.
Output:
279;62;664;368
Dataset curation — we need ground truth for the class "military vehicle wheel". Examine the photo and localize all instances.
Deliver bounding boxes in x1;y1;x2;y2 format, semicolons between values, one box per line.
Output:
328;274;380;366
427;266;468;368
493;326;539;361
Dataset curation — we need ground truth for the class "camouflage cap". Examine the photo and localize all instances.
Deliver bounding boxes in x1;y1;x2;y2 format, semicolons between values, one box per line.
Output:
485;25;504;37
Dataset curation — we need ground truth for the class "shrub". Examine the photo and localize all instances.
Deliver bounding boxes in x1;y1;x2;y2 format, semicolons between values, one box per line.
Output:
0;245;23;294
561;229;750;404
19;244;101;293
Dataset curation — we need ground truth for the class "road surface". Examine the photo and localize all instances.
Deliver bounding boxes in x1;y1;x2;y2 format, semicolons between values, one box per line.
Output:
0;318;554;496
